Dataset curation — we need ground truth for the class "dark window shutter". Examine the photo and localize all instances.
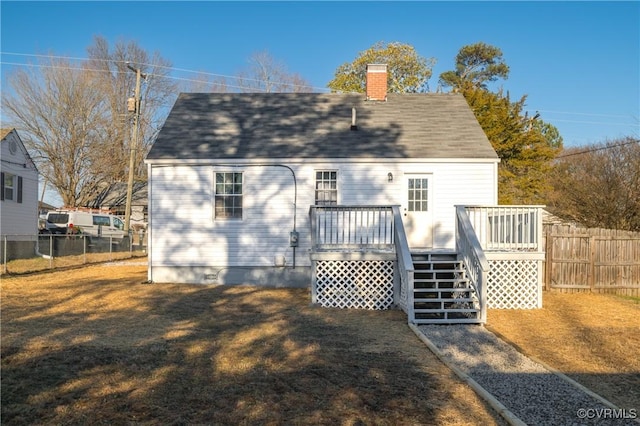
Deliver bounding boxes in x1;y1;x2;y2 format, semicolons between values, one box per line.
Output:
1;173;4;201
17;176;23;203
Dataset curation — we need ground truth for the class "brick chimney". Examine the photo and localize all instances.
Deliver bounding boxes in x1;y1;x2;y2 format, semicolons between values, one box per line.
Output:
366;64;388;101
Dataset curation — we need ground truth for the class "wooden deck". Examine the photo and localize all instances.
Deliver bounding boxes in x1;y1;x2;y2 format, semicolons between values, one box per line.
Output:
308;205;546;322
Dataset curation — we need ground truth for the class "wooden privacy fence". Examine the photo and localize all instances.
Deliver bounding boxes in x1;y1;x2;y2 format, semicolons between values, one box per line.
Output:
544;225;640;296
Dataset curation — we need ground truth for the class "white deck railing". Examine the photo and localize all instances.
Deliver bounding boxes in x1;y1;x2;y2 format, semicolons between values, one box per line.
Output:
463;205;545;252
309;205;395;250
455;206;489;323
392;206;414;316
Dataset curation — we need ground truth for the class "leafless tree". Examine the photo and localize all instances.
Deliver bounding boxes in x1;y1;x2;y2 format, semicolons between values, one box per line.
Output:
547;137;640;231
2;37;177;206
235;50;314;93
86;36;177;182
180;72;229;93
2;57;110;206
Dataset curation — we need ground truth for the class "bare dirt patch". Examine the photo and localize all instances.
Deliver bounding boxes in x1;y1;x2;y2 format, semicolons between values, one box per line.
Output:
487;292;640;411
2;262;504;425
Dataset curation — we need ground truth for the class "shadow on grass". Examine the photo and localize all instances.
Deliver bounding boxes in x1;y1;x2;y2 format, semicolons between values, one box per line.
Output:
2;271;501;425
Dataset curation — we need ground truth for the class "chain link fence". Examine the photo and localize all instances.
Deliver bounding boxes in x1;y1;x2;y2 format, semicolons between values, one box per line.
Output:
1;231;147;275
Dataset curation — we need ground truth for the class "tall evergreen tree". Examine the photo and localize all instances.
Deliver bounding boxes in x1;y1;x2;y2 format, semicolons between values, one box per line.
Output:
440;43;562;203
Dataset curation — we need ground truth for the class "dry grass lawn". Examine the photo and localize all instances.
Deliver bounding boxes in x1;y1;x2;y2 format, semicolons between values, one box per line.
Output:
487;292;640;411
1;251;146;275
2;262;504;425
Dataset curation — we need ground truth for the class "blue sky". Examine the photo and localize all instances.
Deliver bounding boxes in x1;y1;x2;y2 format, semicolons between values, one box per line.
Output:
2;1;638;146
1;1;639;205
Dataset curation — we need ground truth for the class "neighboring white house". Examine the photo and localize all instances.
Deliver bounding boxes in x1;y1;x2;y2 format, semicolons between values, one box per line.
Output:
145;65;500;286
1;128;39;259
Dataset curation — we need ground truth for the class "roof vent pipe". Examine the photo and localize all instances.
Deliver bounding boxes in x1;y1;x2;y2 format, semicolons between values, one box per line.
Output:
350;107;358;131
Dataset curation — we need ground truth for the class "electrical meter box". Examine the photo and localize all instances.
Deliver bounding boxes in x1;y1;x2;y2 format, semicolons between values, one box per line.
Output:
289;231;299;247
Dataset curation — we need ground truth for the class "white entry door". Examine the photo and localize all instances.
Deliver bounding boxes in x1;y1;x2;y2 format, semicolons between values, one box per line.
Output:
403;174;433;248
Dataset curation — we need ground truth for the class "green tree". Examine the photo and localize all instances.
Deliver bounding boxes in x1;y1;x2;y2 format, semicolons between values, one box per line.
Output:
464;88;561;204
531;120;563;150
439;42;562;203
438;42;509;91
328;41;435;93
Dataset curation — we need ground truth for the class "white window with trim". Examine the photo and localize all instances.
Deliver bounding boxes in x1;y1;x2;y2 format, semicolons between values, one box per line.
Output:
214;172;243;219
315;170;337;205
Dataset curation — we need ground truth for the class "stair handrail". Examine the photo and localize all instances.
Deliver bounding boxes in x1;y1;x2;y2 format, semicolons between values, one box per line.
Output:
392;206;415;320
455;206;489;323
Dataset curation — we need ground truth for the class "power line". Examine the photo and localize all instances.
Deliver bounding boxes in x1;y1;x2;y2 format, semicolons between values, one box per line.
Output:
556;138;640;158
0;60;271;92
541;119;637;127
0;51;330;92
529;109;635;119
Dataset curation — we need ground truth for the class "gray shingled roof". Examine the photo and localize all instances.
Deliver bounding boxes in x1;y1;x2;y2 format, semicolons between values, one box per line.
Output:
146;92;498;161
86;182;148;208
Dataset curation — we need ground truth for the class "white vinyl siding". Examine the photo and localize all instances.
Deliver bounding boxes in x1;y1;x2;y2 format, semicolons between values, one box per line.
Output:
149;160;497;271
338;162;496;248
150;165;299;267
0;134;39;236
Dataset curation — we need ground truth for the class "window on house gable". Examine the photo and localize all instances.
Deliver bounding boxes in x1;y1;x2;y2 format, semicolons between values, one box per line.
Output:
315;170;337;205
215;172;243;219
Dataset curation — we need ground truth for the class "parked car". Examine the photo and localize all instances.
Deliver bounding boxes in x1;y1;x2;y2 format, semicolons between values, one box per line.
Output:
44;210;127;243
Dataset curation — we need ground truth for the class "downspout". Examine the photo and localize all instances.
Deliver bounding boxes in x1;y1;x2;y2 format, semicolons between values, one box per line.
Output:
273;164;298;269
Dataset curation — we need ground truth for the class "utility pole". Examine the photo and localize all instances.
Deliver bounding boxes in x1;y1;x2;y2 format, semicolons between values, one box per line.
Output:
124;63;146;232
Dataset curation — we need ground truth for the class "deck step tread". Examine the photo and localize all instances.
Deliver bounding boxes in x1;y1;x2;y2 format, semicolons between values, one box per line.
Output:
414;308;480;313
407;251;484;324
412;319;483;324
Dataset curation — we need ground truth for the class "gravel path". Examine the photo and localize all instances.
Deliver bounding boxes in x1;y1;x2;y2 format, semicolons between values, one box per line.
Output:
415;324;639;426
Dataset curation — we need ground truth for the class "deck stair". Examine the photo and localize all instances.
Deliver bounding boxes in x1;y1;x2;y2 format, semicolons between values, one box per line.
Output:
411;252;482;324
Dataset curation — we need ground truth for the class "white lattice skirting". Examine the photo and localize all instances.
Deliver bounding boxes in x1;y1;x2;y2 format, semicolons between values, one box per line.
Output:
399;276;408;313
315;260;394;310
487;259;542;309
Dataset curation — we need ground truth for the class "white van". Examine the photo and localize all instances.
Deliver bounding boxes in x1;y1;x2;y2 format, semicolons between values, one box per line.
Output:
45;210;127;242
